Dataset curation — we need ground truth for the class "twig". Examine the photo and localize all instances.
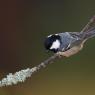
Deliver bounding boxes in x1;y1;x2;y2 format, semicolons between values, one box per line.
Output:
0;53;59;87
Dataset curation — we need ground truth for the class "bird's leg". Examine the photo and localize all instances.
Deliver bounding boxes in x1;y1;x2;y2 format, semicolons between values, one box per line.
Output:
57;46;81;57
57;39;86;58
57;45;83;57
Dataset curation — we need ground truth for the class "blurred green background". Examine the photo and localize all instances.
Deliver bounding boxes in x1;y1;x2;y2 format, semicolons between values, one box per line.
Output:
0;0;95;95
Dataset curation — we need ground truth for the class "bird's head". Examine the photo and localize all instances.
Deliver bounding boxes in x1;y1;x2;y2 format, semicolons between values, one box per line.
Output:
44;34;61;53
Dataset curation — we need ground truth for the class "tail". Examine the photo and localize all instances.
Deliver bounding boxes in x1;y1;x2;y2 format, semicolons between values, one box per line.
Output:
81;15;95;33
83;27;95;40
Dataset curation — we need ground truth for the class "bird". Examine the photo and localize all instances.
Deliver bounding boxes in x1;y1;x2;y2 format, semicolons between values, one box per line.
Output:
44;16;95;57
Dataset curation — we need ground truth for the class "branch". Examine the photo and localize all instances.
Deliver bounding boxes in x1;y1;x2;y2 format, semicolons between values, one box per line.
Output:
0;53;59;87
0;15;95;87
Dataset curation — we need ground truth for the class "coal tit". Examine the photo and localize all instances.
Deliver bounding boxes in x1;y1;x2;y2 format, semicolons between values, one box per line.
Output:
44;27;95;57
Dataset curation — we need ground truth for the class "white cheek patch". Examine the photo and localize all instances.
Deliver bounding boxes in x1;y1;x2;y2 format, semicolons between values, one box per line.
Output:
50;40;60;49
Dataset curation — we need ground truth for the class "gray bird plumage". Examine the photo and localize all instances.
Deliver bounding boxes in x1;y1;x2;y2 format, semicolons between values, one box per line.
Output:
44;16;95;57
58;32;81;52
44;28;95;53
58;27;95;52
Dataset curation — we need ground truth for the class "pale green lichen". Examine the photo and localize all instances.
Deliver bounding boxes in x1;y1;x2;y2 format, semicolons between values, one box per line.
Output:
0;67;37;87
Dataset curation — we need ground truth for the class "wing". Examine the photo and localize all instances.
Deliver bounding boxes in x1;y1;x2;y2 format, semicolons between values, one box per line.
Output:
59;32;81;52
68;32;83;47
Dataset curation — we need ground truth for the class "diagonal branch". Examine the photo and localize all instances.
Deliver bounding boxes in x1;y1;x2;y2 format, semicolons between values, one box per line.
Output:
0;53;59;87
0;15;95;87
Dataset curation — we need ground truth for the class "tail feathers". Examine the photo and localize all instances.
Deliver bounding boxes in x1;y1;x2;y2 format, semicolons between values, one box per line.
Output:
83;27;95;39
85;27;95;33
